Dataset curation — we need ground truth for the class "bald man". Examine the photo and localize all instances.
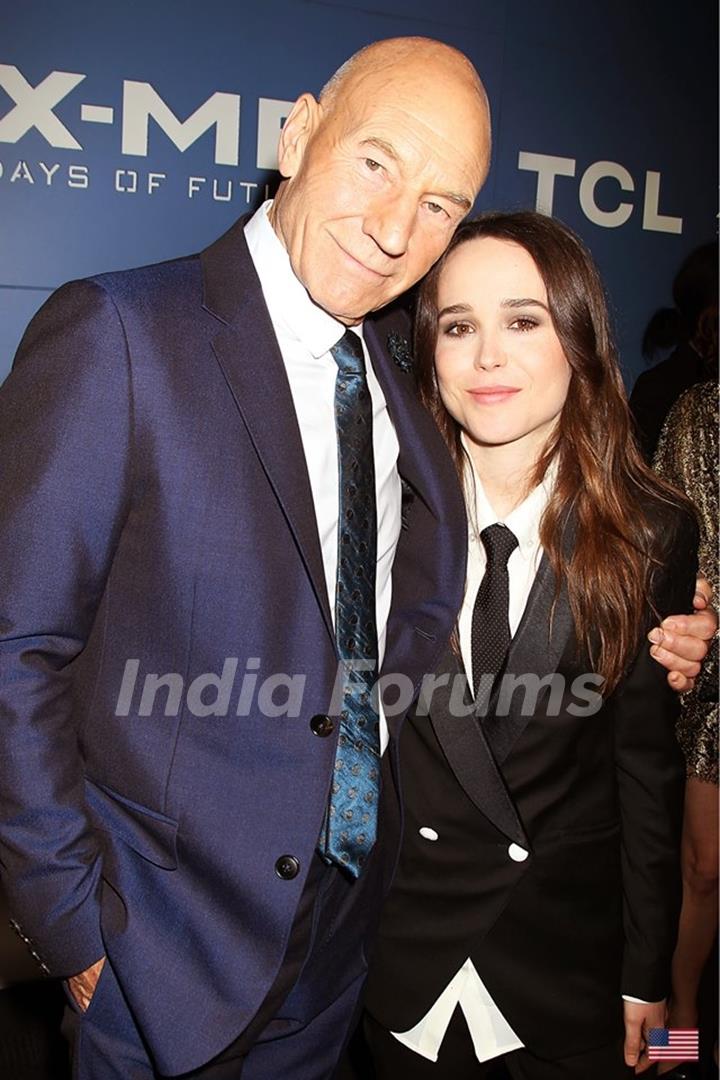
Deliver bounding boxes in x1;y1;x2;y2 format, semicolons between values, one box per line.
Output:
0;37;712;1080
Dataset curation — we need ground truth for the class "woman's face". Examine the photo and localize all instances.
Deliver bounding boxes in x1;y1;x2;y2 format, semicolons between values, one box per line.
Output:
434;236;572;460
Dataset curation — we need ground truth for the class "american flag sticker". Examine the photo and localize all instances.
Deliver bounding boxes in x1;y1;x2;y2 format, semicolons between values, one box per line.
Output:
647;1028;699;1061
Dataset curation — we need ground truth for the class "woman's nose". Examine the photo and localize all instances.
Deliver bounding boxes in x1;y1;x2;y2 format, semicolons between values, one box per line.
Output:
473;337;507;370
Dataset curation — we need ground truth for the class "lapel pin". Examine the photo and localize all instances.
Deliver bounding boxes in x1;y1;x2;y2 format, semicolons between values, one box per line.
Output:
386;331;414;373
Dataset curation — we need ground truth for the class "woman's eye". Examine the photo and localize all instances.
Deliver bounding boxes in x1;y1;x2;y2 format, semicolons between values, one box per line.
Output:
446;321;474;336
365;158;382;172
510;317;538;331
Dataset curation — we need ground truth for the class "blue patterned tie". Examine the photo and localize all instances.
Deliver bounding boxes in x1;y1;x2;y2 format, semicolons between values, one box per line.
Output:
318;329;380;877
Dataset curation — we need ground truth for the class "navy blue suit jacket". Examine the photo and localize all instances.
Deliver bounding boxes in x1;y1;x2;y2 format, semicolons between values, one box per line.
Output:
0;217;466;1073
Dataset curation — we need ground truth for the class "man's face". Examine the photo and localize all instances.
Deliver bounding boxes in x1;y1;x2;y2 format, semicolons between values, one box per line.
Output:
272;79;489;325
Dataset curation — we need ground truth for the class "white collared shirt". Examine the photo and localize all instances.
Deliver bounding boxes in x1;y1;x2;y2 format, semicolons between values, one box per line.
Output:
244;202;402;752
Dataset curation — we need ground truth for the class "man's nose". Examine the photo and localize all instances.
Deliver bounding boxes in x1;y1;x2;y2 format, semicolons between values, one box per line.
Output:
363;191;416;257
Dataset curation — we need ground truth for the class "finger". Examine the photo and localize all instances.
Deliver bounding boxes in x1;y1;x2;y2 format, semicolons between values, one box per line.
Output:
635;1051;652;1074
668;670;694;693
70;978;92;1011
624;1024;642;1067
663;613;717;640
694;576;714;606
656;631;708;662
650;645;702;677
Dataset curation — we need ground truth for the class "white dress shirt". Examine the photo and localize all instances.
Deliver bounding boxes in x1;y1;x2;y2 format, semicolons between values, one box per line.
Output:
393;447;647;1063
244;201;402;752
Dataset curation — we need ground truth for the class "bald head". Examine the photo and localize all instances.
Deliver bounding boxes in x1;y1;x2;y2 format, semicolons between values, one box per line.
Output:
270;36;492;324
321;37;488;121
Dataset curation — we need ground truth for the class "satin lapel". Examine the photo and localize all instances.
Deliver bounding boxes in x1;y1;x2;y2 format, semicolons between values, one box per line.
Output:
482;553;574;765
201;218;334;645
427;648;528;847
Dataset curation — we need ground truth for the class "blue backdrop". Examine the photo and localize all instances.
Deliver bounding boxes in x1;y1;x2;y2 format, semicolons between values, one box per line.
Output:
2;0;717;385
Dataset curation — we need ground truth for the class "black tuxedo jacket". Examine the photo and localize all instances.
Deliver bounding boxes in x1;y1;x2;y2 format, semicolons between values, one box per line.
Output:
365;503;698;1060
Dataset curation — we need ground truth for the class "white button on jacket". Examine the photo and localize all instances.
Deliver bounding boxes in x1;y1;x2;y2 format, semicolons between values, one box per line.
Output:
419;827;439;842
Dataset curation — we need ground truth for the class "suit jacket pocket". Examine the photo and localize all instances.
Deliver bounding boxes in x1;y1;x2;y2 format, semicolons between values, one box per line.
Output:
557;819;620;842
84;777;178;869
538;819;621;847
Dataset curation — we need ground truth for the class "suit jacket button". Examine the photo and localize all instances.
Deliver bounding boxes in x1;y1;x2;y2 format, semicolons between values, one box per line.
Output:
508;843;529;862
275;855;300;880
419;827;439;841
310;714;335;738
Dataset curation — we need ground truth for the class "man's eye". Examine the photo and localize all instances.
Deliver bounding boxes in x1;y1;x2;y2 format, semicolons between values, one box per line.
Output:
365;158;382;172
426;201;447;216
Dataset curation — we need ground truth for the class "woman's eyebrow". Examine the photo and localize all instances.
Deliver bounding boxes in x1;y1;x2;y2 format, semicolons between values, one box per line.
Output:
437;302;472;318
501;297;549;311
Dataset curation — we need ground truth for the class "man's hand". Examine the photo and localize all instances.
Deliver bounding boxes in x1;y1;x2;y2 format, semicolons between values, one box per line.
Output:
648;575;717;692
66;955;106;1013
624;998;666;1073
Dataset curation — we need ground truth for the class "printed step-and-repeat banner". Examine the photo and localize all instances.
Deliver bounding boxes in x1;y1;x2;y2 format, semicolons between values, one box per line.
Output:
1;0;717;384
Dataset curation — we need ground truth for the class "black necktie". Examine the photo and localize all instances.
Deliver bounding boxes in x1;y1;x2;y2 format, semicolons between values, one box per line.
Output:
471;523;519;702
318;329;380;877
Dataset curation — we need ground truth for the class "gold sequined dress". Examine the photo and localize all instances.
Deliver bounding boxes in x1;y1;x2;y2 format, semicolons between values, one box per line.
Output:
653;380;718;783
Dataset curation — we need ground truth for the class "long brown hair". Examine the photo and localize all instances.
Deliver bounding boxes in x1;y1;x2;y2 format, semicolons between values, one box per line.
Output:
415;211;693;693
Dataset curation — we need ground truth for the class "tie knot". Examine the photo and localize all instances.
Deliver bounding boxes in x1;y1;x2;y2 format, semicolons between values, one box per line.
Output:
331;329;366;375
480;523;519;567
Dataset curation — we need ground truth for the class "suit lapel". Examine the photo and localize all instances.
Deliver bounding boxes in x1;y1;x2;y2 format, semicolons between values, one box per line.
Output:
364;314;456;520
427;648;528;847
200;218;334;645
364;308;468;693
428;514;575;839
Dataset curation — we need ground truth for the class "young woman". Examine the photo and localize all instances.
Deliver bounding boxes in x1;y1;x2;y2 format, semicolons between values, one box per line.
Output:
361;212;699;1080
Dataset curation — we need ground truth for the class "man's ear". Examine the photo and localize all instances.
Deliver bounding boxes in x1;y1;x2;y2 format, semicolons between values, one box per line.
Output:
277;93;320;178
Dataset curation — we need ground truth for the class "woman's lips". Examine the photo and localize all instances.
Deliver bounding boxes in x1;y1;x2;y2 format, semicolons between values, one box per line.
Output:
467;386;521;404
